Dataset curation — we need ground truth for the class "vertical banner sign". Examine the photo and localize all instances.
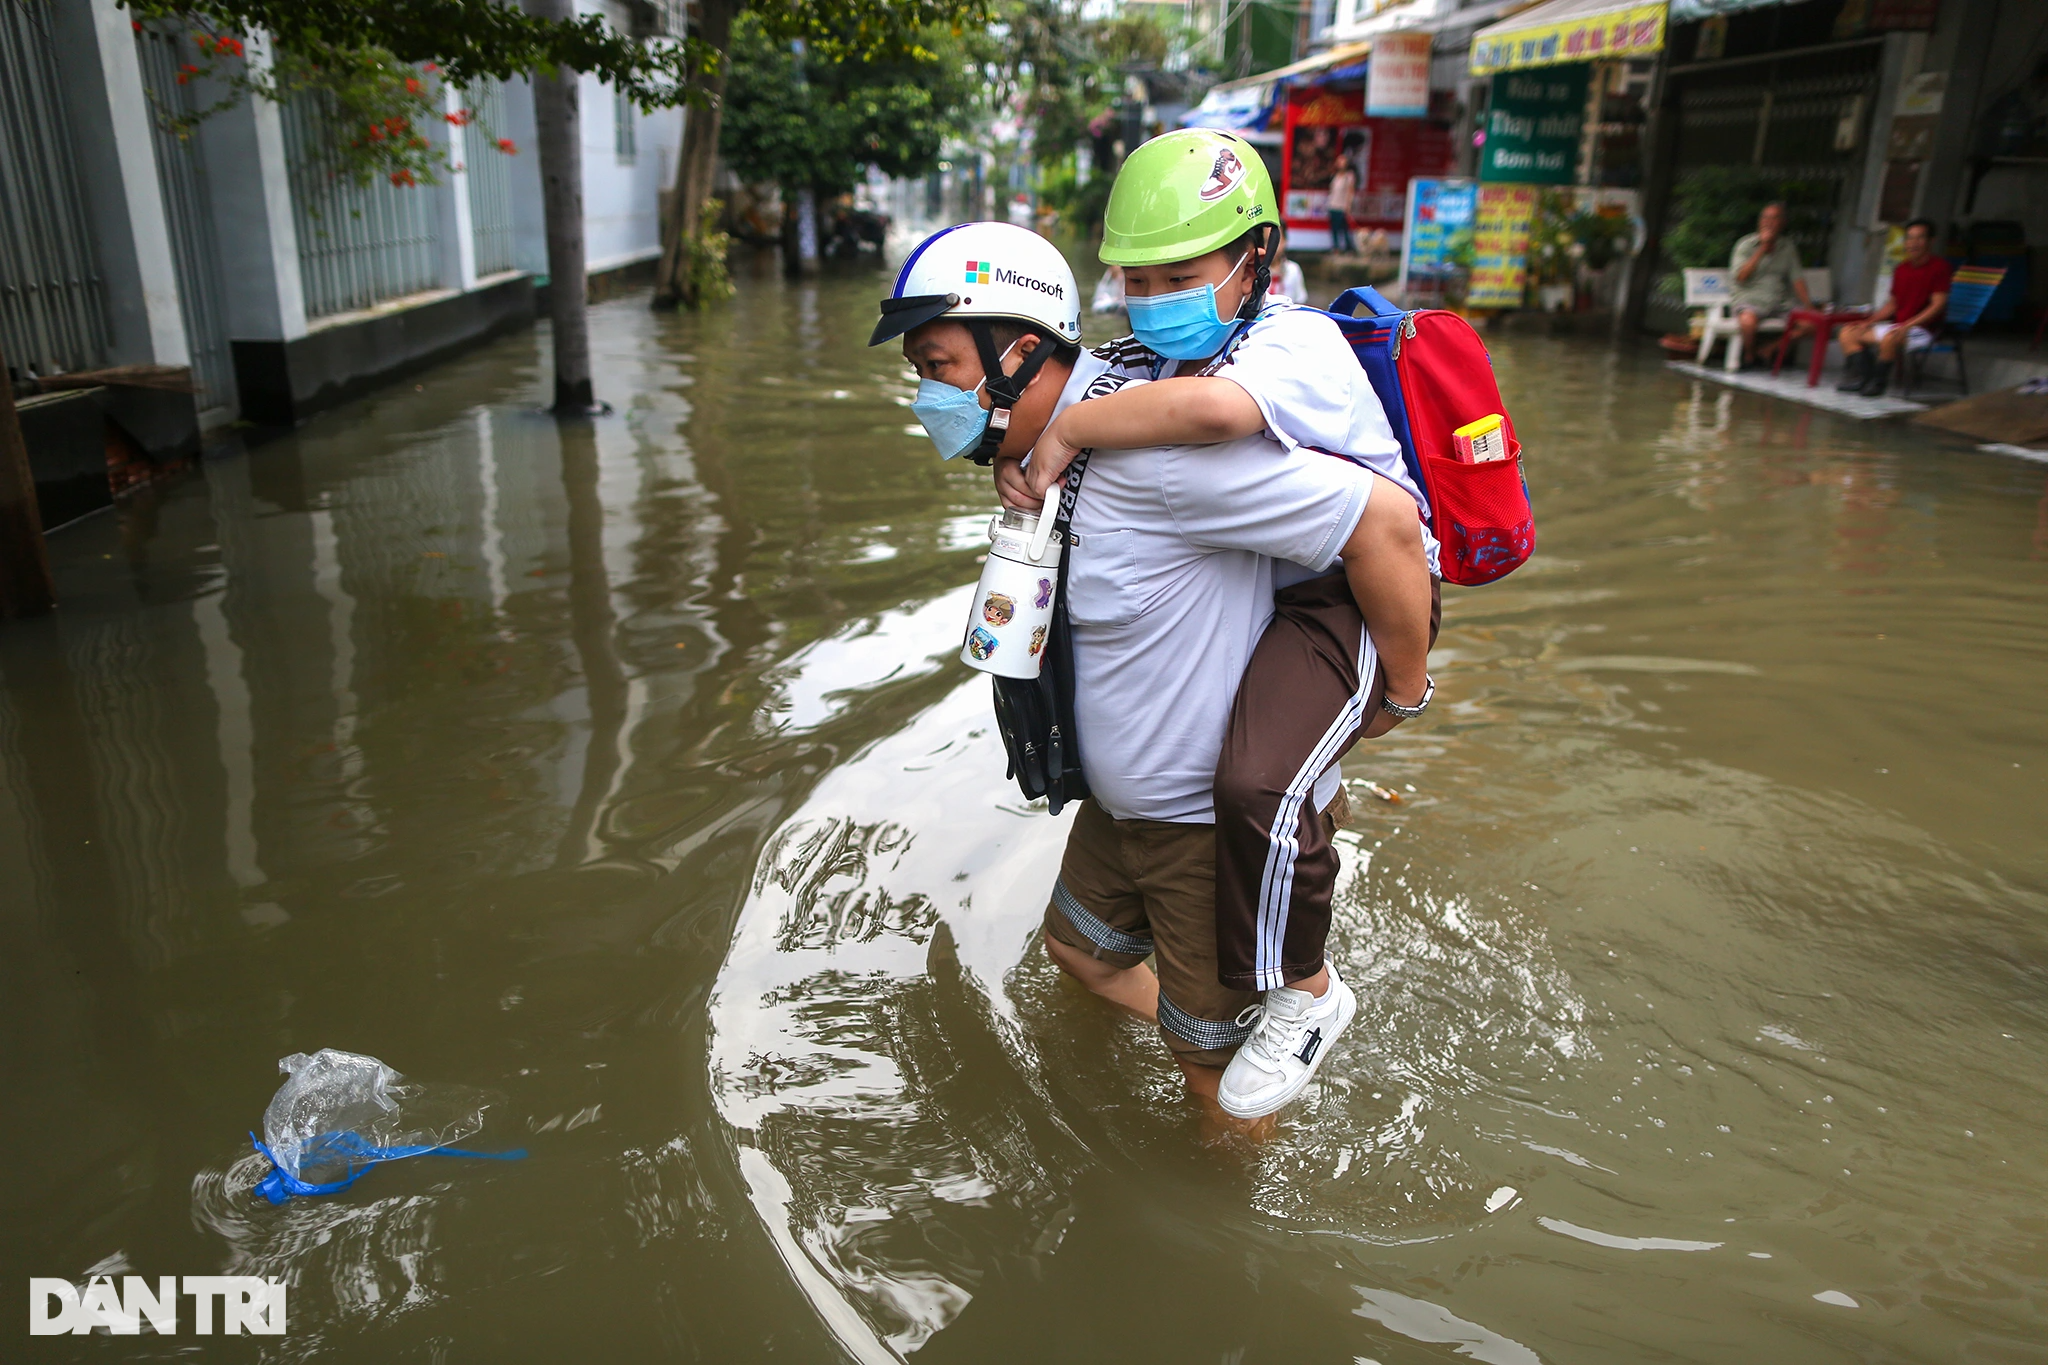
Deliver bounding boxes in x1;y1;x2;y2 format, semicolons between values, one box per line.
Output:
1367;31;1433;119
1400;177;1478;293
1467;183;1537;308
1480;65;1590;185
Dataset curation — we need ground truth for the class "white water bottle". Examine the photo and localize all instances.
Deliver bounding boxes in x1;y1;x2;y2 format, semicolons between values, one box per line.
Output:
960;507;1062;679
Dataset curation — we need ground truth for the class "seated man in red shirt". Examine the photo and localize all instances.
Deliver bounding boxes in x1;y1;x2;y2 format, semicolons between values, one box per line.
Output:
1837;219;1952;396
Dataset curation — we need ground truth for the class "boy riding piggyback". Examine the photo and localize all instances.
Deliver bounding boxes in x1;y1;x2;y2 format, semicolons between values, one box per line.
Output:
1018;131;1438;1119
875;136;1436;1123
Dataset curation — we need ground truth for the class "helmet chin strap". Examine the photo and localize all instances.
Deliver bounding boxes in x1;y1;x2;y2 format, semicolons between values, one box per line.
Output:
964;321;1060;467
1237;223;1279;322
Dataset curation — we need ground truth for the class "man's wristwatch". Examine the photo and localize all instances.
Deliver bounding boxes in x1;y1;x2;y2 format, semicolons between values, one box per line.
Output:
1380;675;1434;720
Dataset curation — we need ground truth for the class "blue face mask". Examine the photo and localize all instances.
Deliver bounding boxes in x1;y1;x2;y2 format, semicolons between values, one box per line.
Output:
1125;253;1251;361
910;339;1020;461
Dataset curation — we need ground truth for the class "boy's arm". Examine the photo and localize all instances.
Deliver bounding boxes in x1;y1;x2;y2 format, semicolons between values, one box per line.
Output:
1025;377;1265;497
1340;475;1433;739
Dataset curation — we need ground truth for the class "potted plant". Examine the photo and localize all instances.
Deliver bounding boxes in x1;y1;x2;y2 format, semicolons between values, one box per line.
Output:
1529;189;1579;312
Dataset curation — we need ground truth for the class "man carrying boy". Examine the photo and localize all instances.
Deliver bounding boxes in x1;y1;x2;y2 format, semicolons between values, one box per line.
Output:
1022;132;1437;1119
874;199;1434;1122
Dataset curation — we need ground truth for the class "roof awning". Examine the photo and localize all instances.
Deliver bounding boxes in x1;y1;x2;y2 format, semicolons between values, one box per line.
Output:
1666;0;1782;18
1211;41;1375;94
1469;0;1666;74
1180;81;1280;131
1323;0;1526;45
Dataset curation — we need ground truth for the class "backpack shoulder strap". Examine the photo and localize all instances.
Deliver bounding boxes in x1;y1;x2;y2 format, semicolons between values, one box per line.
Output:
1328;286;1403;318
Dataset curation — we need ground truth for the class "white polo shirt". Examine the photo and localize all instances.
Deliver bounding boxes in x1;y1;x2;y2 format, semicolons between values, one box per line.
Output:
1102;301;1442;579
1046;354;1373;824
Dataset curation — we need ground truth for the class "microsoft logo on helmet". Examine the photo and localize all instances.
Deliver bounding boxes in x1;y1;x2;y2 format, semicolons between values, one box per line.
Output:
965;260;992;283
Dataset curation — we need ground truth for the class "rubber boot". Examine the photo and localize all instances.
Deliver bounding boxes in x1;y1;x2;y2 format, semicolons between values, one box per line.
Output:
1835;349;1872;392
1860;358;1893;398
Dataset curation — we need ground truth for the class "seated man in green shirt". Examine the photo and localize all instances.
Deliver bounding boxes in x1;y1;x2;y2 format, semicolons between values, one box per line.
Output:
1728;202;1814;368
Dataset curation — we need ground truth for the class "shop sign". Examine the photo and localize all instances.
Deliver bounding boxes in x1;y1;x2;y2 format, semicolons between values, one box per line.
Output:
1470;2;1665;75
1480;66;1588;186
1400;177;1479;290
1832;0;1940;36
1467;184;1538;308
1367;32;1433;118
1281;88;1454;240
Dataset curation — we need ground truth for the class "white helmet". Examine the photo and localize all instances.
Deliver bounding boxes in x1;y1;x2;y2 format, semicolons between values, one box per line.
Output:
870;221;1081;348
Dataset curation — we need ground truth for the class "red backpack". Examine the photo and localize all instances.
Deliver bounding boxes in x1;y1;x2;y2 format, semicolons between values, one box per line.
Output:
1322;287;1534;586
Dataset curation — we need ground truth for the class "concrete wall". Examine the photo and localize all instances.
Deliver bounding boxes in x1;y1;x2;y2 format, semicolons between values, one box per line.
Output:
46;0;190;370
583;73;684;274
24;0;687;527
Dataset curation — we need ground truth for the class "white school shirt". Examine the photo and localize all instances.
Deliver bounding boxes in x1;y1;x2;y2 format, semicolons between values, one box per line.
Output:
1101;301;1441;578
1045;353;1373;824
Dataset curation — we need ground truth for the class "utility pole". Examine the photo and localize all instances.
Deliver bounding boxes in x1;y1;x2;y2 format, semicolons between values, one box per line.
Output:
528;0;600;414
0;339;57;619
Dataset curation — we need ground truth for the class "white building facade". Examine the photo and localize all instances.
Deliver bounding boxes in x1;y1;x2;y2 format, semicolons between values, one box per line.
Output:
1;0;680;524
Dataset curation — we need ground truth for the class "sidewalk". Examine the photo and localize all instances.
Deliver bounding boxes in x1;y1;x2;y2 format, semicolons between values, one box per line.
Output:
1668;329;2048;422
1663;360;1928;419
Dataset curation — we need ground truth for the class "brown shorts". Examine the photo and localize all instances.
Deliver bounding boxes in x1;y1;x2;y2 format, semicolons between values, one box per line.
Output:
1042;799;1257;1067
1213;572;1442;991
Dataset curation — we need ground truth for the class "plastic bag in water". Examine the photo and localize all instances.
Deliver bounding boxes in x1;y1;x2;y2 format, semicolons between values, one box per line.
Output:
250;1049;524;1204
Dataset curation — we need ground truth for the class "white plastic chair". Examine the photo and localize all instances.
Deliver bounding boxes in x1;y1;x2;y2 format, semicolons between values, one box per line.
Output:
1686;268;1743;371
1691;265;1831;372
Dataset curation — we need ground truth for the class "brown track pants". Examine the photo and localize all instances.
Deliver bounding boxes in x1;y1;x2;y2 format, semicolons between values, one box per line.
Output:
1213;571;1440;992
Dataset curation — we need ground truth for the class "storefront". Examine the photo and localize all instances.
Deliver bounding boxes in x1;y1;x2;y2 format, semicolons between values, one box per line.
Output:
1456;0;1668;308
1626;0;1940;334
1181;38;1461;253
1280;85;1458;250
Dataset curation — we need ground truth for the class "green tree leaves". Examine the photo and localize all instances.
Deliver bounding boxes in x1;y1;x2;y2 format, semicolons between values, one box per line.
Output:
719;13;978;197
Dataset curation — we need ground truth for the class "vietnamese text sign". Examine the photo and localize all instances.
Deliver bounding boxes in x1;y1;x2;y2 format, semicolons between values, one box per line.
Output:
1481;66;1588;185
1400;177;1478;290
1467;183;1537;308
1470;1;1664;74
1367;31;1433;118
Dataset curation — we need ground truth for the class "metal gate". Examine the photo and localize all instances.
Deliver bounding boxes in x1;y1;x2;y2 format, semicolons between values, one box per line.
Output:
281;91;442;320
0;0;110;381
1647;43;1881;331
464;79;518;277
135;24;237;425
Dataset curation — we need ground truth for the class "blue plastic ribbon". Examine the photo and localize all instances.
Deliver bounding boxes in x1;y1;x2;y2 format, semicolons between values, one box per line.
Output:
250;1130;526;1204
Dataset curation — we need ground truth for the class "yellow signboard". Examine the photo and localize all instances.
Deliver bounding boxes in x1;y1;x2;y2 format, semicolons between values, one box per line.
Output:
1466;184;1538;308
1470;2;1666;75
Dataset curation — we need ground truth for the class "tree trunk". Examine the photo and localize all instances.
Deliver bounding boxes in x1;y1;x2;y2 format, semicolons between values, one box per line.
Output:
529;0;596;414
652;0;736;309
0;340;56;619
793;185;820;275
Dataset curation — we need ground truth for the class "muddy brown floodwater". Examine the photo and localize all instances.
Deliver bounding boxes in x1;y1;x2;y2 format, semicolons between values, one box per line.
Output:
3;249;2045;1364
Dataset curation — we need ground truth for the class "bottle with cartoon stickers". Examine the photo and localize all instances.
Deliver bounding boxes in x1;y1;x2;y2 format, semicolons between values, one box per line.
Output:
960;507;1061;679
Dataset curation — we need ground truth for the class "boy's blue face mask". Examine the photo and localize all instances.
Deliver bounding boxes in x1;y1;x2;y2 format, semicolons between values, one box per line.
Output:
1124;252;1251;361
910;338;1020;461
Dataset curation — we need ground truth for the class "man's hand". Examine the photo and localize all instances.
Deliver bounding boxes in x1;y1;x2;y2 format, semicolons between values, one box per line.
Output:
1025;411;1085;499
993;455;1040;510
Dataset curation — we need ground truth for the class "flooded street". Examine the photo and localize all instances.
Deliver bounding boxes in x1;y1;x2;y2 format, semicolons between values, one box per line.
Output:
4;252;2046;1362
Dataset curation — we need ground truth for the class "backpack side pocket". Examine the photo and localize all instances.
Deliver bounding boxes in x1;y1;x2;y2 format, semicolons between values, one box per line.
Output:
1424;440;1534;586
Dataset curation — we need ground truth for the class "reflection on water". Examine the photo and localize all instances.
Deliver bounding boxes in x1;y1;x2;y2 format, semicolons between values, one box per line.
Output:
1;253;2044;1362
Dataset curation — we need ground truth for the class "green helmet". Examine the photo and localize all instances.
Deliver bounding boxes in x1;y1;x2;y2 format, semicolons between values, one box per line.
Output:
1100;129;1278;267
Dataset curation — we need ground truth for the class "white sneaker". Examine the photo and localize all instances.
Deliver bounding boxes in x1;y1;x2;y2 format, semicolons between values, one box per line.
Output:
1216;962;1357;1119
